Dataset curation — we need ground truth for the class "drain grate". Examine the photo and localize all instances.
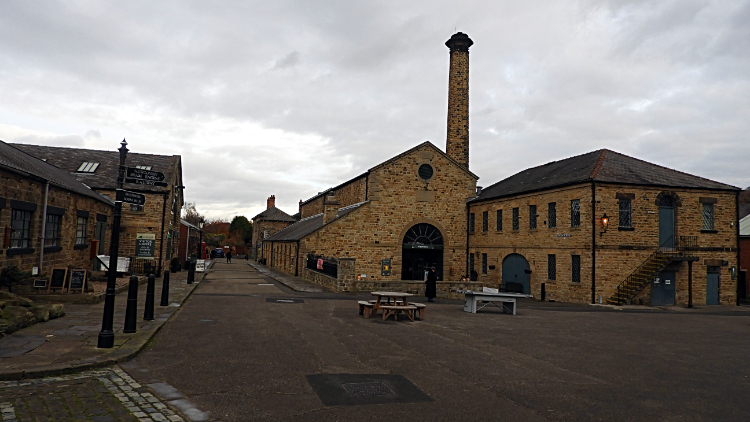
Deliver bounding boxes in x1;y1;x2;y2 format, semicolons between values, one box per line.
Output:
342;382;395;397
266;298;304;304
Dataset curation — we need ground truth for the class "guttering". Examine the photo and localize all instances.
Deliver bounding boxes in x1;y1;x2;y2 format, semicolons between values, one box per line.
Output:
158;192;167;275
38;181;50;272
295;239;300;276
591;182;597;304
466;203;471;278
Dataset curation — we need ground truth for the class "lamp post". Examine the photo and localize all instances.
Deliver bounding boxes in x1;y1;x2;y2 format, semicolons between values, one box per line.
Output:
98;139;128;349
199;217;204;259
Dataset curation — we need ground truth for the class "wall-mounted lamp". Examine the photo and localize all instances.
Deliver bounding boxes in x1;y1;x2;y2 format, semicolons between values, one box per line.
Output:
601;213;609;235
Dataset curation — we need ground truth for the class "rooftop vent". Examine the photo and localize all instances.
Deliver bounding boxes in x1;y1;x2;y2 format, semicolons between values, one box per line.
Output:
77;162;100;173
134;165;152;170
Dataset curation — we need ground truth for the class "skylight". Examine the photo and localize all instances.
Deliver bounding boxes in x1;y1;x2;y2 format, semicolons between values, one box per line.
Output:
77;162;100;173
135;165;152;170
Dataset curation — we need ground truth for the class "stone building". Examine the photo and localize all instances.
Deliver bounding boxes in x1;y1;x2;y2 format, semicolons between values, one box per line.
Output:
12;143;183;275
468;149;740;306
259;32;742;305
250;195;296;258
0;141;113;275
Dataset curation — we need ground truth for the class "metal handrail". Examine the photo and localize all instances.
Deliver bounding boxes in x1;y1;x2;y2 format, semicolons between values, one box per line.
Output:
609;235;699;305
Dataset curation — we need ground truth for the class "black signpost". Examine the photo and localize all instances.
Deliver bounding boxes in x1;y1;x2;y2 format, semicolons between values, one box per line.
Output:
124;178;169;187
126;167;165;181
98;139;128;349
117;190;146;206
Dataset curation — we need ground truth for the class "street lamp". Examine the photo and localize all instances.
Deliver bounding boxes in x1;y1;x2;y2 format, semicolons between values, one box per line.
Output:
601;213;609;235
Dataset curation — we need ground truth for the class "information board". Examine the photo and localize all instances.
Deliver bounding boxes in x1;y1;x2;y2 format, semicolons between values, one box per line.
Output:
33;279;47;288
49;268;68;292
69;269;87;292
381;259;391;276
97;256;131;272
135;233;156;257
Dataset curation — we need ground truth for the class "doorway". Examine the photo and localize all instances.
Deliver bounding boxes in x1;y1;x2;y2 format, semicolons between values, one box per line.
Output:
401;223;443;281
651;270;676;306
94;220;107;270
658;196;675;248
706;266;720;305
501;254;530;294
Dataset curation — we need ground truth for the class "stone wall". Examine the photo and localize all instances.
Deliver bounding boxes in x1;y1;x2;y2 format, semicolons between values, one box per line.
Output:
0;168;113;275
468;182;739;305
300;175;367;219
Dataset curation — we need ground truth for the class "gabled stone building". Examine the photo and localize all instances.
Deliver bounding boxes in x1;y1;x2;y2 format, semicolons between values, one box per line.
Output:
251;195;297;258
12;144;183;275
0;141;113;275
259;32;742;305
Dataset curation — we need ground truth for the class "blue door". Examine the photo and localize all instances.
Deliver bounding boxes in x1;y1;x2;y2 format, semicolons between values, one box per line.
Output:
706;267;720;305
658;207;675;248
502;254;530;294
651;271;675;306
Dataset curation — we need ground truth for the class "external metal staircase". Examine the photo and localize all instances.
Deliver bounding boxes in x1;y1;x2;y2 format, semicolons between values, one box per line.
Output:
606;236;697;306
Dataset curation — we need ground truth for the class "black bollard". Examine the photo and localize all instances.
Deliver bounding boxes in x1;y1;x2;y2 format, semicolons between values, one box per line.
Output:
123;275;139;333
144;274;155;321
160;270;170;306
187;258;195;284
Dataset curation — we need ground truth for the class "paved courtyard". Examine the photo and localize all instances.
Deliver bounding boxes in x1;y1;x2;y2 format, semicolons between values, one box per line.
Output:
125;261;750;421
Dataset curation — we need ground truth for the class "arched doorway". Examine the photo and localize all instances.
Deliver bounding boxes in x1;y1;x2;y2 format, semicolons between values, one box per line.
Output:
658;195;675;248
502;254;530;294
401;223;443;281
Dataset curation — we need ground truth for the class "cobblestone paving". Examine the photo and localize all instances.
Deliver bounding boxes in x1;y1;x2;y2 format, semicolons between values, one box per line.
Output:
0;367;185;422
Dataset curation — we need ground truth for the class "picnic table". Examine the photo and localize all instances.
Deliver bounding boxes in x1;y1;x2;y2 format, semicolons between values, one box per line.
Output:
461;290;532;315
357;292;424;321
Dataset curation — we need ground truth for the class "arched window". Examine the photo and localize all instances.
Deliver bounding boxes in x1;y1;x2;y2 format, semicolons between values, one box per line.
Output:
402;223;443;246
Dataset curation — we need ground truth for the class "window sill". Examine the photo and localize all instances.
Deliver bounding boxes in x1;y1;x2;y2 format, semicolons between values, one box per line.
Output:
44;246;63;253
618;227;635;231
7;248;35;256
74;244;89;250
701;230;718;234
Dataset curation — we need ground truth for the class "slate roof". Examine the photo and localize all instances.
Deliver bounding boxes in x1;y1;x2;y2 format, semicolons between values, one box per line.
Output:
0;141;114;205
474;149;739;203
264;201;368;241
252;206;297;223
11;143;181;193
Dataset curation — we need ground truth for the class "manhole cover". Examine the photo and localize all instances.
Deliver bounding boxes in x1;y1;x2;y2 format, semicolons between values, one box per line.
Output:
342;382;395;397
266;298;304;304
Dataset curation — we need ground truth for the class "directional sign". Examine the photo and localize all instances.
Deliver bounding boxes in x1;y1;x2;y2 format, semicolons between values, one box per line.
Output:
126;167;165;181
116;189;146;205
124;178;169;187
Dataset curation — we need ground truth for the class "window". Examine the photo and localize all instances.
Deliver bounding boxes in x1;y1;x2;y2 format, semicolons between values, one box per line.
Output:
76;162;100;173
512;208;519;231
76;217;88;245
417;164;433;180
496;210;502;231
548;202;556;228
571;199;581;228
619;199;632;228
572;255;581;283
10;210;32;248
702;203;714;231
469;253;475;274
45;214;61;247
548;254;556;280
469;213;475;234
482;211;488;232
482;253;487;274
135;165;152;170
529;205;537;230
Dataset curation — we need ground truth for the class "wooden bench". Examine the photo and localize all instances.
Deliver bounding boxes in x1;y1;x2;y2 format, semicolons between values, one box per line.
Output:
408;302;426;320
358;301;374;319
380;305;418;322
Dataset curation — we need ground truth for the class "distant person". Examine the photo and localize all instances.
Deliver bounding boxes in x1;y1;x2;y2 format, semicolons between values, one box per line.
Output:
210;249;216;259
470;270;478;281
226;250;232;264
426;266;437;302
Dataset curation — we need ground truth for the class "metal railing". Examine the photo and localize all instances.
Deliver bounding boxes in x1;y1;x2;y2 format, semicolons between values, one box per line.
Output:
306;254;337;278
130;257;157;275
609;236;697;305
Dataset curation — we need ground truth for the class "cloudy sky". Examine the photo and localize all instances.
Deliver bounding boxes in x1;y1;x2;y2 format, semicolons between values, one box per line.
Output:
1;1;748;220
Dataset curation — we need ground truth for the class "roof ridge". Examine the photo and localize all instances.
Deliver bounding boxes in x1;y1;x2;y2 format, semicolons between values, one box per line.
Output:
590;149;607;179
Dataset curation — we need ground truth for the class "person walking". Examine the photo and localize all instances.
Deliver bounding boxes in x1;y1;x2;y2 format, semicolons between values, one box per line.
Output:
426;266;437;302
226;250;232;264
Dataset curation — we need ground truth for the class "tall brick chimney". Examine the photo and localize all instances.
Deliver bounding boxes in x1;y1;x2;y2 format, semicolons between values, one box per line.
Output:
266;195;276;209
323;193;340;224
445;32;473;170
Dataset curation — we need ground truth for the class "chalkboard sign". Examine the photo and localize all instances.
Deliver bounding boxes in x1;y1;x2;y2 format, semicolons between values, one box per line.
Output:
69;269;86;293
33;279;47;289
49;268;68;293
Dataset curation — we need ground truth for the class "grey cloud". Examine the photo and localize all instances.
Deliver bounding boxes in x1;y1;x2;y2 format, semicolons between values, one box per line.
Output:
272;51;301;70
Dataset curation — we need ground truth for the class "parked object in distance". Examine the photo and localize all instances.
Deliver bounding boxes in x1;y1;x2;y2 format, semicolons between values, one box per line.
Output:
214;248;224;257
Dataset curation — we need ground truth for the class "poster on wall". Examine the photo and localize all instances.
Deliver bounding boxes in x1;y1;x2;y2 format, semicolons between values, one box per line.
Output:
381;259;391;276
317;258;324;270
136;233;156;257
195;259;206;272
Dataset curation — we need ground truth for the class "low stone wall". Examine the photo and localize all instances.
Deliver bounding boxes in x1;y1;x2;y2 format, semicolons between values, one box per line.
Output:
302;268;338;290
